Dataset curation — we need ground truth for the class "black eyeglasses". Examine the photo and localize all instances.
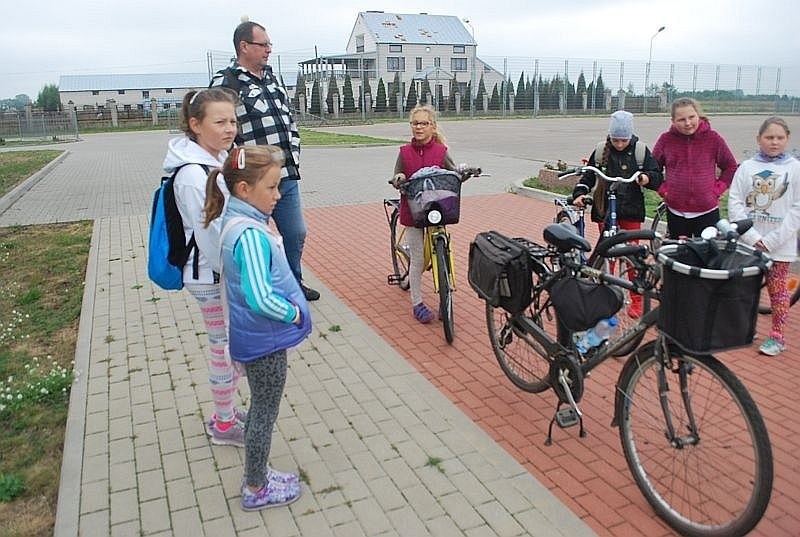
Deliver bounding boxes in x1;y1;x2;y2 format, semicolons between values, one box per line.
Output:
246;40;273;49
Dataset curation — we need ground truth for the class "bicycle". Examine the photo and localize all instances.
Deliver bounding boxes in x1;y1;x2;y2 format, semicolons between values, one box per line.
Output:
556;165;654;356
652;201;800;314
384;166;484;343
474;220;774;537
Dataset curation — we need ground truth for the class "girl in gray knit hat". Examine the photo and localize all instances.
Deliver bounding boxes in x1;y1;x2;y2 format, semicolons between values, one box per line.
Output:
570;110;663;318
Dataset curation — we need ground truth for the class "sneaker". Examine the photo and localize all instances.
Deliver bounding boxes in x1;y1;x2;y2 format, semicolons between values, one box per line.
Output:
206;408;247;436
209;418;246;447
759;335;785;356
413;302;435;324
268;466;300;485
301;284;320;301
240;481;301;511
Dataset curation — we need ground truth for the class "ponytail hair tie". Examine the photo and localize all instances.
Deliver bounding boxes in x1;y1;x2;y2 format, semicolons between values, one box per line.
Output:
233;147;246;170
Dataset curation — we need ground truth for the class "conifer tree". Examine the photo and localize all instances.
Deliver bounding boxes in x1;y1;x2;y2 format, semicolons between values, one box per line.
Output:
342;75;355;113
405;82;418;110
326;76;340;114
374;78;388;112
389;72;401;113
309;79;322;116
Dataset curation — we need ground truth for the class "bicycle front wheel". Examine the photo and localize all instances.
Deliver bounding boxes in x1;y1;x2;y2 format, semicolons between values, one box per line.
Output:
434;236;454;344
590;254;649;357
389;209;410;290
650;202;668;253
616;341;773;537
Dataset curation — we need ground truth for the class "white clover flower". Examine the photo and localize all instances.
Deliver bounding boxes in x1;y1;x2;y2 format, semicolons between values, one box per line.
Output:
0;404;5;412
40;388;48;395
17;393;22;400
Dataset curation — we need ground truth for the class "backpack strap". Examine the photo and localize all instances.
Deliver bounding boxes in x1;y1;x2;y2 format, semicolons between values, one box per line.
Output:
634;141;646;170
596;140;646;169
594;141;606;167
174;163;211;281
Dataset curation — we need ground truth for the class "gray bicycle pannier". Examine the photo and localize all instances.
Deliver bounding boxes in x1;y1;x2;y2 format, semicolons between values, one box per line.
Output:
468;231;532;313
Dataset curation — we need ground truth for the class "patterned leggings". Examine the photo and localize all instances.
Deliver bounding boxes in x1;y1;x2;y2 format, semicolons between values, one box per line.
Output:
186;283;240;422
243;351;288;488
766;261;790;340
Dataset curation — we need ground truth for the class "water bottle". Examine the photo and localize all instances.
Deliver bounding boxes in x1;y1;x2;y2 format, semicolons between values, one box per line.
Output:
576;317;618;354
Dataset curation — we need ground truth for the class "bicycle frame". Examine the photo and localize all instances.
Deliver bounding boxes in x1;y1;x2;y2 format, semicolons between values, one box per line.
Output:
383;200;455;292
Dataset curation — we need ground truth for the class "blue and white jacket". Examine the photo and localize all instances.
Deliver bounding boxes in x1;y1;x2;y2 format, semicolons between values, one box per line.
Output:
220;197;312;361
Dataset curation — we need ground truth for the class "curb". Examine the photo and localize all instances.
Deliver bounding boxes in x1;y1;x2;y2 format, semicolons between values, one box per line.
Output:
0;150;70;217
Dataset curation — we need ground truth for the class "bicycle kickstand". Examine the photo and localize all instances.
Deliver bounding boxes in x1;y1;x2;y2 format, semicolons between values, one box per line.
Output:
545;370;586;446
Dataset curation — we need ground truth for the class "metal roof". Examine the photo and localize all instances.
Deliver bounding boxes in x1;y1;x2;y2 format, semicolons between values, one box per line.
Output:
359;12;475;46
58;73;210;91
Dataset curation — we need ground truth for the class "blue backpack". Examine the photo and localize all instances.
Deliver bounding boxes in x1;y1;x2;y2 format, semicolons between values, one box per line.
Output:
147;163;210;290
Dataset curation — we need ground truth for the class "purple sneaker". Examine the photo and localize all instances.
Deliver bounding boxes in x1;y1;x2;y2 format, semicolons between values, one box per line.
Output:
268;466;299;485
240;481;301;511
413;302;435;324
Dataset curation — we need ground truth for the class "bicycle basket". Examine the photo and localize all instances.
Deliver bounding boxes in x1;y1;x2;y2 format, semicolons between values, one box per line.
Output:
549;276;624;332
656;240;772;354
402;167;462;228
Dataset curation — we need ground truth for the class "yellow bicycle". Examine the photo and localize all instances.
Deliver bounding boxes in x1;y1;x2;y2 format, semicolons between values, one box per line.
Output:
384;167;483;343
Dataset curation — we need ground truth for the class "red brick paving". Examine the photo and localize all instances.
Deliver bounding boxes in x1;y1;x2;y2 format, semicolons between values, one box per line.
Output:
303;192;799;537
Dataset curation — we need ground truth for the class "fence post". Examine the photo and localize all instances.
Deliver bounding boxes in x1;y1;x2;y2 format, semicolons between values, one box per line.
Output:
150;98;158;126
107;99;118;128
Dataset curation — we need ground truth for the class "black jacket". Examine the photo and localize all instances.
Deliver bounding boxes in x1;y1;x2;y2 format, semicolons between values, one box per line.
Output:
571;135;663;223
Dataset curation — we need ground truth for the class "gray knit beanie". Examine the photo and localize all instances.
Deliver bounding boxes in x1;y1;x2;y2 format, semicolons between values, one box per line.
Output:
608;110;634;139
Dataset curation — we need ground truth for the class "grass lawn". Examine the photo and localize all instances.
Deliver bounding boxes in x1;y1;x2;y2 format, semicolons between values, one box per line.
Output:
0;151;63;198
0;220;91;536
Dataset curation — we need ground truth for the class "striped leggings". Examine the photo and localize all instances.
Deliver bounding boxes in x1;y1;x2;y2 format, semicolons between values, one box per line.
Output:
186;283;240;422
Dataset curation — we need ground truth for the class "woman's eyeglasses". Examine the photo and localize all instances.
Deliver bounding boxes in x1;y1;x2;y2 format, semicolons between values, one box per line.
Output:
410;121;431;127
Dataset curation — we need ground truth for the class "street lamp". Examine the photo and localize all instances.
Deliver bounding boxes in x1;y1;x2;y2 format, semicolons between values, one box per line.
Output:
644;25;665;114
462;17;476;118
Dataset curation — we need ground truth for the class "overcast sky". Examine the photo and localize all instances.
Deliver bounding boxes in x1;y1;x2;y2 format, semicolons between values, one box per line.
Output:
3;0;799;100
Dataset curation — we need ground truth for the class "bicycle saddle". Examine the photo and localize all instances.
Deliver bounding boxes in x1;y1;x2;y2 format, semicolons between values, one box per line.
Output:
544;222;592;253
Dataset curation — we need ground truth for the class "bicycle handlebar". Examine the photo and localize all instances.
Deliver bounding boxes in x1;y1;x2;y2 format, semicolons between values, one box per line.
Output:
389;166;487;187
558;165;642;183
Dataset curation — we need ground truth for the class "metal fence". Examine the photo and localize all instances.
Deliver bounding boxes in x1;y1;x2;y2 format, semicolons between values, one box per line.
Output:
0;110;80;143
208;48;800;117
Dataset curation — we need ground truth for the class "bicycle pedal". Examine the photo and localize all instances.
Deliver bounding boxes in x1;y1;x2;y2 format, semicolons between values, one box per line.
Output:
555;408;580;428
387;275;402;285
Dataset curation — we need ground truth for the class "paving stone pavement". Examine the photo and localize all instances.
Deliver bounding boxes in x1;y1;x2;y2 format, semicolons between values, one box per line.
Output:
2;128;595;536
3;115;795;536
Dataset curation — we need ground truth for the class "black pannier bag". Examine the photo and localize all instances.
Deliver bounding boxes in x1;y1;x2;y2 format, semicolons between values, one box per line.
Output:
657;240;771;354
468;231;533;313
549;276;624;332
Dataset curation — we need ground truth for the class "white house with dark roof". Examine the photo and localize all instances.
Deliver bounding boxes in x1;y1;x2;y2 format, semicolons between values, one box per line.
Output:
298;11;504;112
58;73;209;110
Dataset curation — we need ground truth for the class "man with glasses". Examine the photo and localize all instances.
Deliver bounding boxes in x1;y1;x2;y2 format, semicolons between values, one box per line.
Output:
210;19;320;301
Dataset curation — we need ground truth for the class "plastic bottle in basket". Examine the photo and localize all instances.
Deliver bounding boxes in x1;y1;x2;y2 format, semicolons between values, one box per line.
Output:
576;317;618;354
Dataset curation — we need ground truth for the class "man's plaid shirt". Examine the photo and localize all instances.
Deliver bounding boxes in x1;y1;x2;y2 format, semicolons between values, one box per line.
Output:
210;62;301;181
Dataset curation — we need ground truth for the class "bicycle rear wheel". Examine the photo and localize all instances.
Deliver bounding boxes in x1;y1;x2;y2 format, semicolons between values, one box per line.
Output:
486;302;558;393
616;341;773;537
389;209;410;290
590;254;649;356
434;236;454;344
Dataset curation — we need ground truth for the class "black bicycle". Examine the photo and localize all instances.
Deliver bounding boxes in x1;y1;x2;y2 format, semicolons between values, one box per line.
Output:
651;202;800;314
473;221;774;537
